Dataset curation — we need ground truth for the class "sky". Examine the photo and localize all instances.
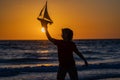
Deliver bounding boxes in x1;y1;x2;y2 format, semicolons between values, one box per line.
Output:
0;0;120;40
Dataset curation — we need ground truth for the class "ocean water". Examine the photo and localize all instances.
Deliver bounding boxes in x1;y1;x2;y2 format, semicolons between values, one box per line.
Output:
0;39;120;80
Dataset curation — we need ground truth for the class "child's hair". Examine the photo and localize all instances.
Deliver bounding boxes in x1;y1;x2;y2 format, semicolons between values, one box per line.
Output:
62;28;73;41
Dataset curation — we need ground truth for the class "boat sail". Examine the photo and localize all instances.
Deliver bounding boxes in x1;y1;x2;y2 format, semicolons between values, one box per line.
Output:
37;1;53;25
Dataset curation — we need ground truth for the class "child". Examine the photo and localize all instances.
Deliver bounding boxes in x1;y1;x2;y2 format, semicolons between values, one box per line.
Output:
42;21;88;80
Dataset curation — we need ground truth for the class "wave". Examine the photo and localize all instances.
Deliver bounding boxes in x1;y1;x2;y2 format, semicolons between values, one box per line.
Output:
0;62;120;77
0;58;55;64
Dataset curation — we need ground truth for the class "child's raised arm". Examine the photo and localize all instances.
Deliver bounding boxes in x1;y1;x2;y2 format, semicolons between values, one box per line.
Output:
44;26;55;43
41;20;55;43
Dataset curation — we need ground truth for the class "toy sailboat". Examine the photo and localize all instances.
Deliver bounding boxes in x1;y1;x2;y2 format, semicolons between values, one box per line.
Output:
37;1;53;26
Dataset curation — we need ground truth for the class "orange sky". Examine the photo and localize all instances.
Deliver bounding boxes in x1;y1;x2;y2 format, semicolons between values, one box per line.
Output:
0;0;120;40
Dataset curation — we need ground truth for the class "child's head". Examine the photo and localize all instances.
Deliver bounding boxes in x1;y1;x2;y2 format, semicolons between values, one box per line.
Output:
62;28;73;41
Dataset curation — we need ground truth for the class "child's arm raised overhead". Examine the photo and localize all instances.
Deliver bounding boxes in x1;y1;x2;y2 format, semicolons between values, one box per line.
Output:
41;20;56;43
45;26;55;43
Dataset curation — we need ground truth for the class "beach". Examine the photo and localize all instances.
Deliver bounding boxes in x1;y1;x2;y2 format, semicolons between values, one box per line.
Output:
0;39;120;80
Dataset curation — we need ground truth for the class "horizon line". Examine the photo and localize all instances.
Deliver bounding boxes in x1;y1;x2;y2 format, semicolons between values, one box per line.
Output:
0;38;120;41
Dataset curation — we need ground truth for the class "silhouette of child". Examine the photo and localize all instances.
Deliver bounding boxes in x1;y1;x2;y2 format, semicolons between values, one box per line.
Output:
42;21;88;80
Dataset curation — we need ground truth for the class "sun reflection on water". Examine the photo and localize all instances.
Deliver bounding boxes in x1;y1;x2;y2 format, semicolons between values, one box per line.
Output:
37;50;49;54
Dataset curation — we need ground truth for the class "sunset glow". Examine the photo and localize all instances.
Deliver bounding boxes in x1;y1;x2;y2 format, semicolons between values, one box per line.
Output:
41;27;45;33
0;0;120;40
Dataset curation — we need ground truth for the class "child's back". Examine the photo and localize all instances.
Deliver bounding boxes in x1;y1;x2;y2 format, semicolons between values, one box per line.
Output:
53;40;76;67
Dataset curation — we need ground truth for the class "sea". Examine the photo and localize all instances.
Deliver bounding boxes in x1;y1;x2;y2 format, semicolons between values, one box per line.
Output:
0;39;120;80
